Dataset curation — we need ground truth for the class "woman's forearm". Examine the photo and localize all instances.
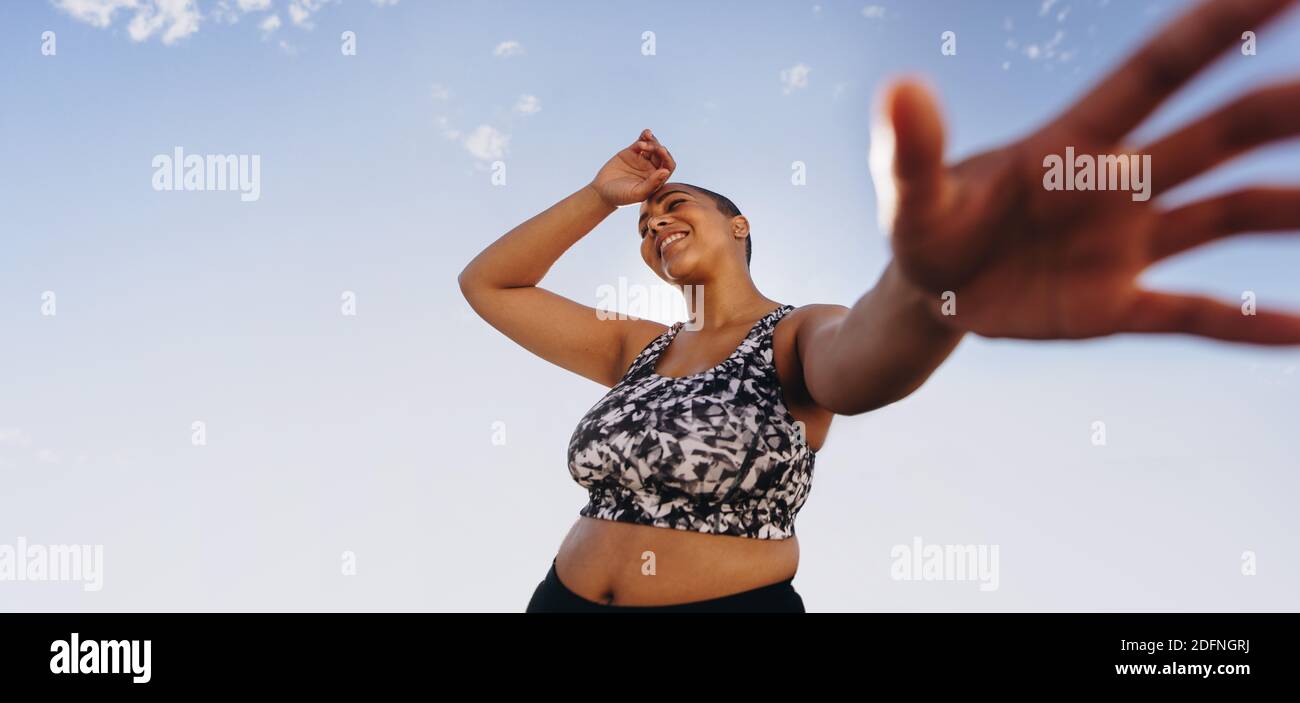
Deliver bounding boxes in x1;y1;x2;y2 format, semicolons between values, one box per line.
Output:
805;260;965;415
459;183;616;290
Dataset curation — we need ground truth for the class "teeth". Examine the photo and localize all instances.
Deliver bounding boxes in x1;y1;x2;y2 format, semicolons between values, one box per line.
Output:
659;232;687;254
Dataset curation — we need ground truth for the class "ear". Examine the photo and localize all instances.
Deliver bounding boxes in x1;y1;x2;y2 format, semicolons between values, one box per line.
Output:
730;215;750;238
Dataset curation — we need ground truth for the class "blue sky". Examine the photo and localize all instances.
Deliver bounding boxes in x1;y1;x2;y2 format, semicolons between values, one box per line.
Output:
1;0;1298;611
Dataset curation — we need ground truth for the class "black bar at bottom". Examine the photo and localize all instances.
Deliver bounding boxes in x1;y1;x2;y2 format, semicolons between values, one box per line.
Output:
0;612;1291;690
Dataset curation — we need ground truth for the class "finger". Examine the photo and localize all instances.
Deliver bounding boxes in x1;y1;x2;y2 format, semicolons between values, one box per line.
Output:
1055;0;1295;143
628;168;671;201
1121;289;1300;344
870;78;947;229
1151;187;1300;261
630;140;662;168
637;128;656;150
1141;80;1300;196
655;143;677;173
887;80;944;194
642;130;675;173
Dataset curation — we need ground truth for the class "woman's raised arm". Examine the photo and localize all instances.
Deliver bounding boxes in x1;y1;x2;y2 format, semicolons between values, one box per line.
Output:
458;130;676;387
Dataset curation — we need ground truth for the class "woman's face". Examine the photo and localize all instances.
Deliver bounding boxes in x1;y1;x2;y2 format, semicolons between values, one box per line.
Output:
637;183;741;282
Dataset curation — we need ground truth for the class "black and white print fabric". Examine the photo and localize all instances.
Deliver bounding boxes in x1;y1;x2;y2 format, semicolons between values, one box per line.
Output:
567;304;815;540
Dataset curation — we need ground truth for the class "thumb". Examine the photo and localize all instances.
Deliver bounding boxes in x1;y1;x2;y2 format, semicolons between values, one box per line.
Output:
869;78;947;234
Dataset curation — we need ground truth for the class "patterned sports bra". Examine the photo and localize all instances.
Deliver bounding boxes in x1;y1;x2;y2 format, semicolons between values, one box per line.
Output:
567;304;815;540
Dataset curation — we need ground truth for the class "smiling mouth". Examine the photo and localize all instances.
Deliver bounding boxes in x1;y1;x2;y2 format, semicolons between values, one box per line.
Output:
658;230;689;256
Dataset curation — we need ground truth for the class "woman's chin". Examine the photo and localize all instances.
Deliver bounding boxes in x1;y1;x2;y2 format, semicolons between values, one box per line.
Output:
659;255;695;281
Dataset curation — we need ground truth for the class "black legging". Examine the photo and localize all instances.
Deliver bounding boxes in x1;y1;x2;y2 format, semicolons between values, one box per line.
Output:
526;557;806;613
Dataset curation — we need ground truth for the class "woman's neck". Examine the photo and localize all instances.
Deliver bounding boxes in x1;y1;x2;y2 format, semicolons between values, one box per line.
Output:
678;279;780;332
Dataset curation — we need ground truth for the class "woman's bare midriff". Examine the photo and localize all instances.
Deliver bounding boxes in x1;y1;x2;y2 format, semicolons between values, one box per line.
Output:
553;516;799;606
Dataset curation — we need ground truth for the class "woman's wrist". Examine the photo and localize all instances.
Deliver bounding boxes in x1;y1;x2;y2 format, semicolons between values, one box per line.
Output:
582;181;619;213
881;259;962;339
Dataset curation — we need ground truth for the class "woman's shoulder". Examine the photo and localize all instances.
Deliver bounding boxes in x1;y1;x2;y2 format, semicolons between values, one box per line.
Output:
771;303;852;376
779;303;851;336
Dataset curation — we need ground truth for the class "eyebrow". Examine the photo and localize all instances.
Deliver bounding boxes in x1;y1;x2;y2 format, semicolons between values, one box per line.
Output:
638;190;693;225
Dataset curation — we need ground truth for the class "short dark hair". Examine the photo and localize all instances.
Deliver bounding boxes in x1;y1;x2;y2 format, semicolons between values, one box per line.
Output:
677;183;750;267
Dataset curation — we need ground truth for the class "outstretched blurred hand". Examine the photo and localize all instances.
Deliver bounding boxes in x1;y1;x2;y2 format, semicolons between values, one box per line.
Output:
872;0;1300;344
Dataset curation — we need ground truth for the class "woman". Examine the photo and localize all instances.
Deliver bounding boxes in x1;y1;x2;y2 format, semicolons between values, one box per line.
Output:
459;0;1300;612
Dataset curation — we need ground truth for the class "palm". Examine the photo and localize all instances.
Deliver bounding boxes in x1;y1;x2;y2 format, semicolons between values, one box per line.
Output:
877;0;1300;345
901;134;1156;340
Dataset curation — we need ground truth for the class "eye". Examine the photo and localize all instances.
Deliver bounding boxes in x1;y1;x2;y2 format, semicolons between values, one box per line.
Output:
639;198;688;239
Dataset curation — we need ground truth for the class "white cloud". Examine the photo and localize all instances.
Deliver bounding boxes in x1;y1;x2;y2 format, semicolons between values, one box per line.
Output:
1025;29;1067;61
435;115;460;140
54;0;200;45
513;94;541;115
428;83;524;163
1047;29;1065;49
463;125;509;160
288;0;311;26
209;0;270;23
0;428;32;448
780;63;810;94
493;40;524;58
52;0;137;28
861;5;886;19
287;0;335;29
211;1;239;24
127;0;200;45
259;13;280;36
57;0;396;44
